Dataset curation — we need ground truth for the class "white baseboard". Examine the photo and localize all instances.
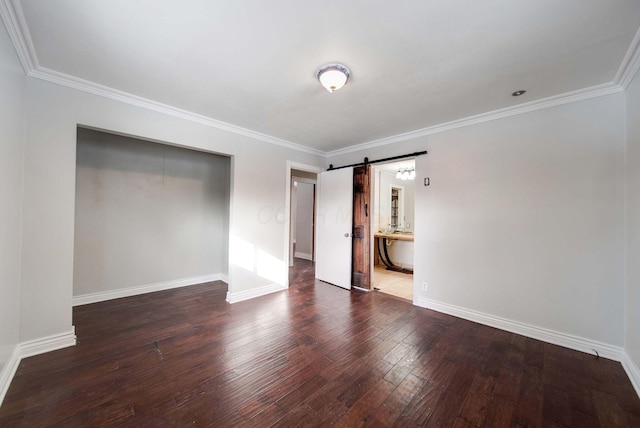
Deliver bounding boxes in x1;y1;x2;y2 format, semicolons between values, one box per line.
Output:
294;252;312;261
20;328;77;359
73;273;226;306
1;328;77;406
226;283;287;304
0;345;20;406
414;297;625;361
622;352;640;398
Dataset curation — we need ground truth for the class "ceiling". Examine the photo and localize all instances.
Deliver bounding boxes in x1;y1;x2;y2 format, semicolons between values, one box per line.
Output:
7;0;640;153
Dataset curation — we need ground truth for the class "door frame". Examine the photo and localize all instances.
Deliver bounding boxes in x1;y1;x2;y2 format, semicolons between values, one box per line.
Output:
284;161;323;287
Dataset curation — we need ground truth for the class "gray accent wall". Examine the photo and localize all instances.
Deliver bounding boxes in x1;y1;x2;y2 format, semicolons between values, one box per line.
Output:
73;128;230;297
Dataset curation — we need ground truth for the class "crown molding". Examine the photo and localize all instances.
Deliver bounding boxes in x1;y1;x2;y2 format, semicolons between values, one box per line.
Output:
615;25;640;89
29;67;325;157
326;82;623;157
2;0;638;159
0;0;37;72
0;1;325;157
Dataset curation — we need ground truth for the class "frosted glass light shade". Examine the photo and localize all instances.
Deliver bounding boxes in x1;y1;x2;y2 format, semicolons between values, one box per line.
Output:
317;63;350;93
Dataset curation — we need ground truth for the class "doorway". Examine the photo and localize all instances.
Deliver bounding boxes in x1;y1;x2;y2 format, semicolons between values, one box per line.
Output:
286;162;322;273
291;175;316;262
371;160;415;300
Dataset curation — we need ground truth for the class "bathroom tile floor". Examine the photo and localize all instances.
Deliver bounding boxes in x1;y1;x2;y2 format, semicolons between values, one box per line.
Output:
372;265;413;300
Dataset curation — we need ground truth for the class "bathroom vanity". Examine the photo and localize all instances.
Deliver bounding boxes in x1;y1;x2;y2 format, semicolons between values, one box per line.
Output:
374;232;414;273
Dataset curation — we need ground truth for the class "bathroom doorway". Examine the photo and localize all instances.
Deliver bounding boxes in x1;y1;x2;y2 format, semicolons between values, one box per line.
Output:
371;160;415;301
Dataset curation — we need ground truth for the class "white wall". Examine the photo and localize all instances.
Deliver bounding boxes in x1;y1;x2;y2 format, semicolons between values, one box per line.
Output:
0;21;25;387
294;181;314;258
20;77;324;343
74;128;230;297
626;71;640;377
329;93;626;347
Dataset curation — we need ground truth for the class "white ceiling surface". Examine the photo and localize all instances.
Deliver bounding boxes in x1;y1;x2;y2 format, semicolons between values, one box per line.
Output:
16;0;640;153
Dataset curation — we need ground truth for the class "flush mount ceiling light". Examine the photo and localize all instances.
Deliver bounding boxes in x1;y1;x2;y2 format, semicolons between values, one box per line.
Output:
316;63;351;93
512;90;527;97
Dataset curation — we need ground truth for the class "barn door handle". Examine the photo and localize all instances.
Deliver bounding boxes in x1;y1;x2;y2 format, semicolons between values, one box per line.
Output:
365;203;368;217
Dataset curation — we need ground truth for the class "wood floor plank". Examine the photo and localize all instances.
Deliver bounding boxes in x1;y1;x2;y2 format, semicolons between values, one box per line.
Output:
457;372;496;426
543;384;572;427
425;389;466;427
493;366;522;402
276;374;328;412
248;402;286;427
484;396;515;427
270;403;320;428
335;378;396;427
368;373;425;426
0;259;638;427
512;389;544;428
400;380;446;425
592;389;631;427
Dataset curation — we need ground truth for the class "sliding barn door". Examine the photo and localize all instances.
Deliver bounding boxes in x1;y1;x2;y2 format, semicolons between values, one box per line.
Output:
352;165;371;289
315;168;353;290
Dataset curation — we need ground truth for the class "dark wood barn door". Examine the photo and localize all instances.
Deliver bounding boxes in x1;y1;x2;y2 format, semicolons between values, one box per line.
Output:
352;165;371;289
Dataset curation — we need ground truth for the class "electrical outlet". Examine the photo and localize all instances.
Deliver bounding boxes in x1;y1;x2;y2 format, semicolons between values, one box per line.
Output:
422;282;428;291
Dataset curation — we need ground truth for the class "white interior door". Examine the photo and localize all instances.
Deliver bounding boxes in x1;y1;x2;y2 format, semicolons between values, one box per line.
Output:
315;168;353;289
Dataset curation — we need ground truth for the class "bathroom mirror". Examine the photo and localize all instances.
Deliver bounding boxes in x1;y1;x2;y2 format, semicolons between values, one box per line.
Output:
374;160;415;233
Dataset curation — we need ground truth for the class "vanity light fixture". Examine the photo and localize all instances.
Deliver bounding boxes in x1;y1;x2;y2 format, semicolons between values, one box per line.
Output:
316;63;351;93
396;167;415;180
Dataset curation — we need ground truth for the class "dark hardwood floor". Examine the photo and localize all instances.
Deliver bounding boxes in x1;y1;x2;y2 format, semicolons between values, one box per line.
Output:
1;259;639;427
